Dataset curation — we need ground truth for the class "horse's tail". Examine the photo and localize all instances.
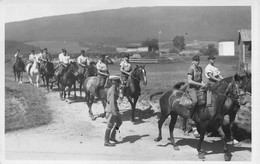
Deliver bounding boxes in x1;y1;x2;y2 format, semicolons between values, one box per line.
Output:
148;91;164;112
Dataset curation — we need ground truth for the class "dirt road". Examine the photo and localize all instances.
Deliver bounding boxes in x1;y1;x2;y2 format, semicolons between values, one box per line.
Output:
5;90;251;161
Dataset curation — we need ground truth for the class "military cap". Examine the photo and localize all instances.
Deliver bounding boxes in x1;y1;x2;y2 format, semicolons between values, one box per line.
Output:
192;55;200;61
208;55;216;60
109;75;121;83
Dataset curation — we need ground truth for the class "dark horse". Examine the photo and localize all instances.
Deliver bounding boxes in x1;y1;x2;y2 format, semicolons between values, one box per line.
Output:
13;57;25;83
77;61;97;98
123;65;147;121
58;62;79;101
150;73;248;161
40;60;55;91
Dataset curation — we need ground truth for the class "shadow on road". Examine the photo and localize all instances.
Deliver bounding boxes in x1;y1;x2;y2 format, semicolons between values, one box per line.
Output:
121;106;158;125
119;134;150;144
175;138;251;155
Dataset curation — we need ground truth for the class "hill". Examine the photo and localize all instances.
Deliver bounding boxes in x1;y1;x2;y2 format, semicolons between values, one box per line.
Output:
5;6;251;45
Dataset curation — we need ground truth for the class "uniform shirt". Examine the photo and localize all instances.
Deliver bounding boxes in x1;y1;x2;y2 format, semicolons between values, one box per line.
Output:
187;65;203;88
58;52;65;62
205;63;221;79
29;53;36;62
105;85;119;115
96;60;108;72
77;55;89;66
42;52;52;61
37;53;43;61
62;55;71;64
120;60;132;72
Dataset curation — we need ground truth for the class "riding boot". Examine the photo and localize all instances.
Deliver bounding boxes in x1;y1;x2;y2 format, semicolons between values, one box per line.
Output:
104;128;115;147
110;127;119;143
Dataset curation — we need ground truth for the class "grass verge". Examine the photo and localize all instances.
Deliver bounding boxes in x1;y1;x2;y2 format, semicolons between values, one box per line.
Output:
5;66;52;132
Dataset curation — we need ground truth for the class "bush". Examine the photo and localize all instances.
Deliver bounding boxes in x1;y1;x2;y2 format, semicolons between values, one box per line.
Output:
199;44;218;56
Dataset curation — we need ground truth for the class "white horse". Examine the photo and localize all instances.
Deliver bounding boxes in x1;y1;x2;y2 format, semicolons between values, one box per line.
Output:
26;57;40;87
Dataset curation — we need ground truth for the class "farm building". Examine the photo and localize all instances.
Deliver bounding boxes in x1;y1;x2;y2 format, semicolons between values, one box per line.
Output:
238;29;251;71
218;41;235;56
116;46;148;53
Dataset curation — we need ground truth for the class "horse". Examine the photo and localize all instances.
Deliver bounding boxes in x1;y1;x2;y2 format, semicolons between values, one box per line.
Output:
150;73;248;161
123;65;147;122
58;61;79;101
25;58;40;87
77;61;97;98
82;75;109;120
13;57;25;83
39;60;55;91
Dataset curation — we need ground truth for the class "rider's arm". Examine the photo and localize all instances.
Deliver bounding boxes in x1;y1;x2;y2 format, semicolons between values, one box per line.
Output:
188;74;205;87
207;72;221;82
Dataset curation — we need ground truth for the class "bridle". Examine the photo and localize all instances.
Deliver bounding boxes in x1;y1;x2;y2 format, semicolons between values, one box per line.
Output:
210;79;246;103
130;67;146;82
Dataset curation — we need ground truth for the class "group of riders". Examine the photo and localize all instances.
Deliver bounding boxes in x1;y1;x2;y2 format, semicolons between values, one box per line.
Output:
13;48;133;98
14;48;227;146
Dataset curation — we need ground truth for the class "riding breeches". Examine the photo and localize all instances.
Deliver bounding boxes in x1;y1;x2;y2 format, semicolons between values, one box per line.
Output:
106;112;122;130
187;88;198;104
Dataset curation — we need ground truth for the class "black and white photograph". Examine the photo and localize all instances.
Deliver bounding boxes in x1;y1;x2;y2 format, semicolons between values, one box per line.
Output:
1;0;260;163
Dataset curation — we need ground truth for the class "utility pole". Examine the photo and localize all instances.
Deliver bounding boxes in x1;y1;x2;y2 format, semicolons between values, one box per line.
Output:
158;30;161;55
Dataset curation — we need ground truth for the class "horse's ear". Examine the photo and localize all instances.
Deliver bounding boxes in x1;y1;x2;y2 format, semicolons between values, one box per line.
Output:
143;65;145;68
135;64;139;68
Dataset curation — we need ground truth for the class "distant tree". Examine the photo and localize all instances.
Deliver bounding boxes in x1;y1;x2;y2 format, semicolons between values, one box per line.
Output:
200;44;218;56
172;36;185;51
141;38;159;52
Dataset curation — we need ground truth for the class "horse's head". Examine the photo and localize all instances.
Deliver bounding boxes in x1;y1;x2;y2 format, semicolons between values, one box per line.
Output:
229;72;251;105
68;61;80;77
132;65;147;86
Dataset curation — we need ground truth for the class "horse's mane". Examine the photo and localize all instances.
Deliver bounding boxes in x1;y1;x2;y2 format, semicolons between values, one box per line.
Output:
173;82;186;90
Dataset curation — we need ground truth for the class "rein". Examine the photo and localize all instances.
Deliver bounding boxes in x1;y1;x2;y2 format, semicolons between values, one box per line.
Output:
210;80;245;102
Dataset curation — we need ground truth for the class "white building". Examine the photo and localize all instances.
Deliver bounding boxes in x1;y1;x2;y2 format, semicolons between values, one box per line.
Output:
218;41;235;56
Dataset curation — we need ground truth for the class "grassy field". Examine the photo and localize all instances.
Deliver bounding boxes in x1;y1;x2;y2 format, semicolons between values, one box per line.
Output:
5;63;52;132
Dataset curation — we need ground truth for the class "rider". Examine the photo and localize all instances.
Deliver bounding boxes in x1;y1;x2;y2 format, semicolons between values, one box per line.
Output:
77;50;89;75
14;49;22;63
185;54;206;138
27;50;37;74
104;76;122;147
96;54;109;88
119;53;132;98
205;55;223;107
55;49;70;77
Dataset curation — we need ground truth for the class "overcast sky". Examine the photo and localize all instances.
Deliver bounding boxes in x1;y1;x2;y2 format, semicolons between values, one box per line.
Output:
3;0;253;23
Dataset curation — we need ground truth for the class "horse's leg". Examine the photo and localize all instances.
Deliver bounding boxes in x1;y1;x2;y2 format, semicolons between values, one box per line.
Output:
229;112;240;145
154;113;169;142
169;113;180;150
218;126;231;161
46;76;49;91
88;95;96;120
36;75;39;87
99;99;106;118
79;83;82;98
197;126;207;160
74;82;77;99
14;70;16;82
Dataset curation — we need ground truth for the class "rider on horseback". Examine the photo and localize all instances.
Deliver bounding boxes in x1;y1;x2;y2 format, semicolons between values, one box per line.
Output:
77;50;89;75
205;55;223;107
119;53;132;98
14;49;22;63
185;55;206;137
55;48;70;77
96;54;109;89
27;50;37;74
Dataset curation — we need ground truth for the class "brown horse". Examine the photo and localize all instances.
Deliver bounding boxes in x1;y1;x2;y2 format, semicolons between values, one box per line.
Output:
150;73;248;161
77;61;97;98
58;61;79;101
40;60;55;91
123;65;147;121
13;57;25;83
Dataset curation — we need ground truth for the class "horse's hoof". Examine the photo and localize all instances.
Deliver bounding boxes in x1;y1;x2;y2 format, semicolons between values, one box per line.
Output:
90;115;97;121
224;153;232;161
154;137;162;142
232;140;241;146
173;145;180;151
198;152;205;159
